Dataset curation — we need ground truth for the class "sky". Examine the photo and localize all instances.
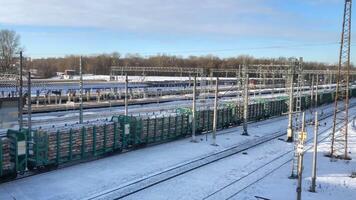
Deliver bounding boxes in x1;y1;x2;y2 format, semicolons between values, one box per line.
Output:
0;0;354;63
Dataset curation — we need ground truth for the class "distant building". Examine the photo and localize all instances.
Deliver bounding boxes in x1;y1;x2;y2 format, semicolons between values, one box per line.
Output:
58;69;78;79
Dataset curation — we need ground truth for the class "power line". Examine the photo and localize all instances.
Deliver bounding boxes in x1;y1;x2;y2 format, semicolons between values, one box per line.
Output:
23;41;356;58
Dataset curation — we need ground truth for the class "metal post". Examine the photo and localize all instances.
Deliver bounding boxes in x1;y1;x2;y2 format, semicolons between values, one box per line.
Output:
191;76;197;142
79;56;83;124
242;73;249;136
287;66;294;142
19;51;23;130
259;65;262;97
27;72;32;131
237;66;241;105
309;112;318;193
310;75;314;109
272;69;275;96
241;65;249;135
212;77;219;146
296;151;304;200
296;112;306;200
125;74;129;116
315;74;319;108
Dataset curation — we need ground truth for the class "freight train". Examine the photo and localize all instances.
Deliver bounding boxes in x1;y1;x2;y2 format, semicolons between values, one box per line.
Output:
1;88;355;181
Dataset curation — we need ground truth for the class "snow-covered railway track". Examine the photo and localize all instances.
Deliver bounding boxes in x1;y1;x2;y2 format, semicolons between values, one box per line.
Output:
202;109;355;200
86;104;347;200
86;131;285;200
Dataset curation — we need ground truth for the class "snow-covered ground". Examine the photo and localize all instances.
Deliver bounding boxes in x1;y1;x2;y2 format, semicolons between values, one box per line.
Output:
121;107;356;200
236;122;356;200
0;102;354;200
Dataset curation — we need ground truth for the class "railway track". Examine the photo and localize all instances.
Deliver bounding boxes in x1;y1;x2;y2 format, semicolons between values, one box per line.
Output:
0;101;350;188
3;84;337;134
202;109;356;200
85;103;349;200
9;92;276;134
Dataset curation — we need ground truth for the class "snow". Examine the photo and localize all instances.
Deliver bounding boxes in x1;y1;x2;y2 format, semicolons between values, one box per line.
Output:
122;106;356;200
235;121;356;200
0;110;289;199
0;103;355;200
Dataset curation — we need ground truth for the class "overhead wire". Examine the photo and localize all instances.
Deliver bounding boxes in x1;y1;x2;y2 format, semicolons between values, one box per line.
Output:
23;41;356;58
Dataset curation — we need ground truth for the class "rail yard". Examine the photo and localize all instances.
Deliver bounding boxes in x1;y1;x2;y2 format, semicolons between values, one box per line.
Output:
1;66;356;200
0;0;355;200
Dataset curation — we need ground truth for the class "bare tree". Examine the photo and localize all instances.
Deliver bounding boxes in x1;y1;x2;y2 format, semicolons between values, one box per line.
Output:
0;29;21;72
29;53;353;78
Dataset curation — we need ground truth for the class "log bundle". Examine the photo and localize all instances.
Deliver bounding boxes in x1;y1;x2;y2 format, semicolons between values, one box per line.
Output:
34;121;119;163
140;114;190;143
1;138;12;171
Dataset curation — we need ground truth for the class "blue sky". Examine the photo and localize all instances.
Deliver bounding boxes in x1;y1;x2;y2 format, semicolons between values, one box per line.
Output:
0;0;354;63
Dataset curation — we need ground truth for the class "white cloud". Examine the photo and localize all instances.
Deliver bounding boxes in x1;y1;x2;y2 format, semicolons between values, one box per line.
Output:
0;0;342;41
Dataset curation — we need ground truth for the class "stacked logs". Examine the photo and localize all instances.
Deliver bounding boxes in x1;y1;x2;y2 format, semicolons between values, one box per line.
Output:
1;137;12;172
34;121;120;163
142;118;156;142
137;100;288;144
203;110;214;131
140;114;190;142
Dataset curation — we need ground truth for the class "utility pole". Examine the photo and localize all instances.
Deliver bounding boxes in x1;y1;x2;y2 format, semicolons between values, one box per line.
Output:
236;66;242;125
18;51;23;130
287;64;295;142
271;67;275;96
27;72;32;131
242;65;249;136
291;57;304;178
236;65;241;105
310;75;314;109
212;77;219;146
191;76;197;142
259;65;263;97
329;71;333;89
125;74;129;116
315;74;319;108
296;112;307;200
79;56;83;124
309;112;319;193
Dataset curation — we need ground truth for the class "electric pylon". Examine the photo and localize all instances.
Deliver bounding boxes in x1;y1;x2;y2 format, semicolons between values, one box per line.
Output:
329;0;352;160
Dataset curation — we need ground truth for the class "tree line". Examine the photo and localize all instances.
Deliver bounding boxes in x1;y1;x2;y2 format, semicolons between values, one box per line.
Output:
0;29;346;78
29;54;339;78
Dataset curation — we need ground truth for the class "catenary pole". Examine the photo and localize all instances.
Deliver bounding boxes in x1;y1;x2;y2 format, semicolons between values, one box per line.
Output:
79;56;83;124
212;77;219;146
191;76;197;142
27;72;32;131
296;112;306;200
310;112;318;192
19;51;23;130
242;73;249;136
125;74;129;116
